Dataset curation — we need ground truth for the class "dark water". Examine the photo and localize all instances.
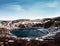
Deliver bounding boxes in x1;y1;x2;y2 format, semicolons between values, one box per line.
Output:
11;28;49;37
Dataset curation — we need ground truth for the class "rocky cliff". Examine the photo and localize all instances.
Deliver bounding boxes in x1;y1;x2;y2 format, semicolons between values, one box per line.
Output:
0;16;60;30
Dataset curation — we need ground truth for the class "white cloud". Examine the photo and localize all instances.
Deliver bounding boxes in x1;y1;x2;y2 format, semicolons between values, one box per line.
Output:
0;1;59;20
45;1;58;7
9;5;24;12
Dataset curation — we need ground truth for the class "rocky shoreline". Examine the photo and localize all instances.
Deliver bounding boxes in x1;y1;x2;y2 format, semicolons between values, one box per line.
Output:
0;17;60;46
0;17;60;39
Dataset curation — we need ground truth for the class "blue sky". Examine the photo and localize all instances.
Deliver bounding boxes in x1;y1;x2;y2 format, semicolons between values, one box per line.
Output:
0;0;60;20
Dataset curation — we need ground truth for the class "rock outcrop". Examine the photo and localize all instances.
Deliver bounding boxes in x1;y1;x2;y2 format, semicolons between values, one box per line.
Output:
0;16;60;30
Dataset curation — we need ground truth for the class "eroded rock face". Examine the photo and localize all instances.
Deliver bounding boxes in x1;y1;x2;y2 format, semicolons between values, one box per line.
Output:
0;28;10;37
0;20;53;30
32;23;43;27
54;32;60;43
44;21;54;28
0;19;42;30
0;17;59;30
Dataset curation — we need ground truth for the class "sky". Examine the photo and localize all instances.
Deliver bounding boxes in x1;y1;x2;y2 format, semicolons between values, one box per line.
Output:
0;0;60;20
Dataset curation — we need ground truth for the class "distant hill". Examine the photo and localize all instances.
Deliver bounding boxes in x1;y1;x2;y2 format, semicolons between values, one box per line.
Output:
53;16;60;21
